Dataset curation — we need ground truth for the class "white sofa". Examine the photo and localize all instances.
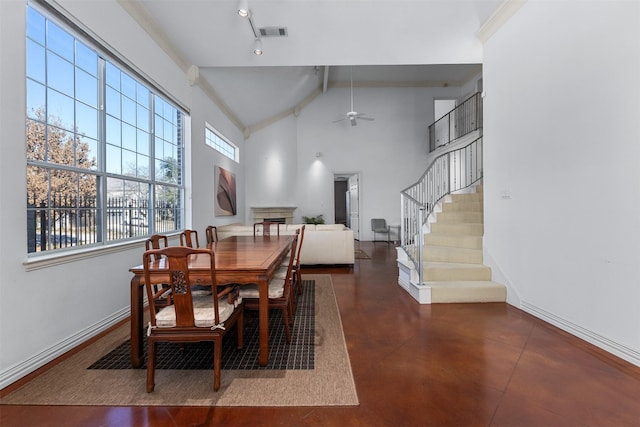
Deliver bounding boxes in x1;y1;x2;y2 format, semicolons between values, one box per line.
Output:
216;223;355;266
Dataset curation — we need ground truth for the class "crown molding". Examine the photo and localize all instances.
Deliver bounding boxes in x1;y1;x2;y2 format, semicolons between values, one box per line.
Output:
477;0;528;44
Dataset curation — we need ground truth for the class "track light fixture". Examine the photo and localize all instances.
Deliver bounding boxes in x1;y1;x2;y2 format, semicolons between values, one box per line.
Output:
237;0;249;17
253;38;263;55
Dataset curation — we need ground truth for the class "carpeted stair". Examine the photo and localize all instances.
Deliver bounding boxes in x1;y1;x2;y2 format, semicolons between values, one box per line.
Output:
424;186;506;303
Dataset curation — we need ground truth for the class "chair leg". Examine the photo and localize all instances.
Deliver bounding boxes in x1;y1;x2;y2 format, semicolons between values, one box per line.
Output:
213;337;222;391
146;339;156;393
236;308;244;350
296;268;303;295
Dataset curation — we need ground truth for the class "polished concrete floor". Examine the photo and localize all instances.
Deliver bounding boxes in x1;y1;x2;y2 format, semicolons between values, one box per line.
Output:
2;241;639;426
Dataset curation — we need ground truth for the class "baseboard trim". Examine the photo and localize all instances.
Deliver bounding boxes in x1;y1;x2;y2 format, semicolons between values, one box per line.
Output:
521;302;640;367
0;308;130;390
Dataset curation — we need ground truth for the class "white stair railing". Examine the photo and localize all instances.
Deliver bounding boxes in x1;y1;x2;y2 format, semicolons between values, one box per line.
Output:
400;137;484;282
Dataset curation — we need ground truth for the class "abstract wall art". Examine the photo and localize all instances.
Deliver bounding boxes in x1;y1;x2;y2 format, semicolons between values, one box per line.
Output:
215;166;237;216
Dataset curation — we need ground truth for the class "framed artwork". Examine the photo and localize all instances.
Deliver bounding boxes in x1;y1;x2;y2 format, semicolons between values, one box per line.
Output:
215;166;237;216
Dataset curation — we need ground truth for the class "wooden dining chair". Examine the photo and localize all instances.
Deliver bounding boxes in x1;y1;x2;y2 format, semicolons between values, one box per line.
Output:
253;221;280;237
239;232;298;343
143;246;244;392
180;229;200;248
205;225;218;245
145;234;171;309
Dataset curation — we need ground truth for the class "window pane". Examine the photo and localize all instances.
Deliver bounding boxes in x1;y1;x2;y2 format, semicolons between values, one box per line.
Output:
47;88;74;131
105;62;120;90
121;74;136;99
27;79;46;119
121;149;136;176
155;184;181;232
47;125;74;166
106;143;121;174
105;86;121;118
47;51;74;96
27;7;45;44
76;101;98;140
137;105;149;132
46;21;74;61
137;153;149;179
75;40;97;76
136;85;149;106
77;136;98;170
121;122;136;152
121;95;136;126
105;177;149;240
105;115;121;146
75;68;98;107
137;129;149;156
26;119;46;161
26;39;45;83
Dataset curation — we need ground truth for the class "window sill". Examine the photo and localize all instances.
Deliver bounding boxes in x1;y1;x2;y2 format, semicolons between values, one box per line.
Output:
23;232;180;271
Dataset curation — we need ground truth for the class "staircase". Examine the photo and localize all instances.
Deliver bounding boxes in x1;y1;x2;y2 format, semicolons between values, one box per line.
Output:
423;185;506;303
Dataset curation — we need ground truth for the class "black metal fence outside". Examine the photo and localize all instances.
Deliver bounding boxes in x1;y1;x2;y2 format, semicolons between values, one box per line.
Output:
27;193;179;253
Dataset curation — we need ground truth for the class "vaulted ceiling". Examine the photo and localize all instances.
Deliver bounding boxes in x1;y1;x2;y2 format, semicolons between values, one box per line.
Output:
120;0;501;131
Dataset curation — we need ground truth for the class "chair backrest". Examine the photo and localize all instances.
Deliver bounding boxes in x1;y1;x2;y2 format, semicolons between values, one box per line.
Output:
282;231;299;285
205;225;218;245
371;218;387;230
145;234;168;261
143;246;229;328
253;221;280;237
294;225;306;267
180;229;200;248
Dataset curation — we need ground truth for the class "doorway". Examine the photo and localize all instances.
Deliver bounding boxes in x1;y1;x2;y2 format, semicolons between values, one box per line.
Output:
334;173;360;240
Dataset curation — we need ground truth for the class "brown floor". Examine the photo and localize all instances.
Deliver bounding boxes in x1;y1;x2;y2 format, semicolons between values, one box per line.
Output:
2;241;639;426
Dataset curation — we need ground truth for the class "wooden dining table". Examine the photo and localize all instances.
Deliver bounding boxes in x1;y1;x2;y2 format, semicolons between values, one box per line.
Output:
128;234;293;368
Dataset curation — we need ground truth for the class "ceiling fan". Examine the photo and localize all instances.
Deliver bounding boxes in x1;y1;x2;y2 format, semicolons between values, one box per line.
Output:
333;67;375;126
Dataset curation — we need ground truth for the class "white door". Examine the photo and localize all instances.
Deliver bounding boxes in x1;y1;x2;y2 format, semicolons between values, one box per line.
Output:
348;174;360;240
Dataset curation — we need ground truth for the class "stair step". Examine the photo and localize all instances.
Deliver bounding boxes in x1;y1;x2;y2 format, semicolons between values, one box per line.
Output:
423;262;491;281
436;211;483;224
424;234;483;249
429;281;506;303
441;201;483;213
449;192;483;203
423;246;483;264
430;222;484;236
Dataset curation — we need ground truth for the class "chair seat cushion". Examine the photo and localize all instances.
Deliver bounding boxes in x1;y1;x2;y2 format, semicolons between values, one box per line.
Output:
238;279;285;299
155;295;238;328
273;266;288;279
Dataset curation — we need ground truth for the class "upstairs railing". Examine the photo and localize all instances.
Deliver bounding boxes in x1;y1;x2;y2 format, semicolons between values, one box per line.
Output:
429;92;483;152
400;137;483;283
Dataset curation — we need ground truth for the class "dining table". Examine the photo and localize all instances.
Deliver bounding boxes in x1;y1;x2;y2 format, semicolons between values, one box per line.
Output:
128;234;294;368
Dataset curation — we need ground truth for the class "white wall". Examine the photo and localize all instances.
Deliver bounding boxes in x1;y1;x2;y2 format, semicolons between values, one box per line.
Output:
483;1;640;365
245;84;472;239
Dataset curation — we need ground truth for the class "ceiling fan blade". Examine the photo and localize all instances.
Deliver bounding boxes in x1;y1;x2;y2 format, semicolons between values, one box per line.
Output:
350;116;357;126
332;117;347;123
358;117;375;121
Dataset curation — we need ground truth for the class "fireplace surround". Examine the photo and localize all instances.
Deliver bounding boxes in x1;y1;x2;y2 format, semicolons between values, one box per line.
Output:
251;207;296;224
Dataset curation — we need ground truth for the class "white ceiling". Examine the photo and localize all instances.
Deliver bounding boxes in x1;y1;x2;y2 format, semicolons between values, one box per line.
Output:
127;0;500;128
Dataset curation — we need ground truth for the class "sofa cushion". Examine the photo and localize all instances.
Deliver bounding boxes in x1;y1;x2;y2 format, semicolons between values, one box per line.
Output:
315;224;345;231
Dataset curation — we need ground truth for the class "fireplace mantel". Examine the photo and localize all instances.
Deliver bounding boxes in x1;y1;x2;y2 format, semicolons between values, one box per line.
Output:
251;207;297;224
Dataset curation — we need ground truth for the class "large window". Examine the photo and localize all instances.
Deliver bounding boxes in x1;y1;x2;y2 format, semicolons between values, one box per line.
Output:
26;4;185;254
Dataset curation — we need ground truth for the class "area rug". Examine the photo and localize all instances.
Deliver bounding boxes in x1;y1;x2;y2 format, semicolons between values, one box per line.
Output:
89;280;316;371
0;274;358;407
354;249;371;259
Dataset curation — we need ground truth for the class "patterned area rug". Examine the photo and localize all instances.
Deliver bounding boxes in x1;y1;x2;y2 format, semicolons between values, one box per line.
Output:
89;280;315;371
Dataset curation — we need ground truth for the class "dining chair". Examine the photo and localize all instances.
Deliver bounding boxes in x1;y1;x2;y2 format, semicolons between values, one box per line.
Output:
145;234;171;309
239;232;298;343
180;229;200;248
253;221;280;237
205;225;218;245
371;218;390;243
143;246;244;392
